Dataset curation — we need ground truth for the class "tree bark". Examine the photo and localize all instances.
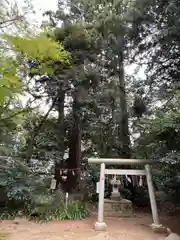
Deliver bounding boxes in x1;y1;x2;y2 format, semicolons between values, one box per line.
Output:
54;88;65;189
118;50;131;159
66;93;81;193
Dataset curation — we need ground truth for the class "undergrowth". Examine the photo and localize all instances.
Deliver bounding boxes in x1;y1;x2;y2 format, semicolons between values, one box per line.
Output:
0;157;90;222
0;201;90;222
31;201;89;221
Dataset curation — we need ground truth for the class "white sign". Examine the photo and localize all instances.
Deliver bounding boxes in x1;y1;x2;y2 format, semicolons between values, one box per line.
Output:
65;192;68;207
96;181;100;193
50;179;57;190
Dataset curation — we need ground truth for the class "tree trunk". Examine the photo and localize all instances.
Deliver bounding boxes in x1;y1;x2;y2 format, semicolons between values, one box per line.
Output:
54;89;65;189
118;50;131;159
66;94;81;193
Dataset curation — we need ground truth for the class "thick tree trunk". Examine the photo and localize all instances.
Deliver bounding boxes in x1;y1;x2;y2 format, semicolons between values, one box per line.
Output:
118;51;131;159
66;94;81;193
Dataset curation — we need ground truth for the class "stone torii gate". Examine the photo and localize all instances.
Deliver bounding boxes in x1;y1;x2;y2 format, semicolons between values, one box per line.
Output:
88;158;165;232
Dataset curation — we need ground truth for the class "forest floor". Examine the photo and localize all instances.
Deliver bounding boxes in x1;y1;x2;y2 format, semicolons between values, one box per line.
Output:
0;211;179;240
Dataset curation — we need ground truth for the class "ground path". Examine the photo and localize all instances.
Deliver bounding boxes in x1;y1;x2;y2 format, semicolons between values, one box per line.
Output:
0;212;179;240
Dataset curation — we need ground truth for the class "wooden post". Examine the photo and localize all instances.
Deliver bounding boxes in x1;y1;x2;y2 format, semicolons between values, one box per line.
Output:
95;163;107;230
145;164;160;226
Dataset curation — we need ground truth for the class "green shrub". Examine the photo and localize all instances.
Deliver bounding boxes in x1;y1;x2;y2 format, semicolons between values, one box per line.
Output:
0;157;90;221
0;157;51;205
0;191;90;222
0;210;18;220
28;200;90;221
0;156;54;212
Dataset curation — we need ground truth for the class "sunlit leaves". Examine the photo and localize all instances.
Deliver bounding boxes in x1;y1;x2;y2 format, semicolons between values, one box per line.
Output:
4;33;71;72
0;33;71;105
0;56;21;104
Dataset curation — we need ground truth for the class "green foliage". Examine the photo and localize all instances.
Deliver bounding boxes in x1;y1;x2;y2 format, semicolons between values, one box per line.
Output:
0;195;90;222
4;33;71;74
0;0;31;105
0;157;50;204
0;56;21;105
55;25;95;52
135;93;180;200
29;200;90;221
0;97;27;156
0;155;89;221
4;33;70;64
136;93;180;156
19;115;60;159
0;210;19;220
0;33;71;106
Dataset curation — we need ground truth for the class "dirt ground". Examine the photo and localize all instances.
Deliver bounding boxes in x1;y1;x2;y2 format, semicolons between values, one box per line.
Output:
1;212;178;240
